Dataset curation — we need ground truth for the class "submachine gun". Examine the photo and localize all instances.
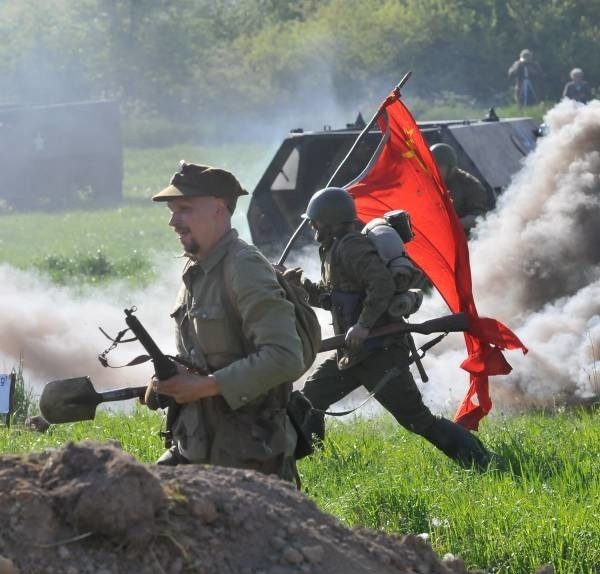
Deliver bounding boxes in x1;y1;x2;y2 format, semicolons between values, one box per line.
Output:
39;308;470;428
40;307;190;446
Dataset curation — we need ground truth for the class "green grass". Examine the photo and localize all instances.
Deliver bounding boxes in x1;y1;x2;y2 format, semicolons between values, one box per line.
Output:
410;96;552;124
298;410;599;573
0;143;269;284
1;407;597;573
123;143;270;201
10;358;36;424
0;406;165;463
0;204;176;285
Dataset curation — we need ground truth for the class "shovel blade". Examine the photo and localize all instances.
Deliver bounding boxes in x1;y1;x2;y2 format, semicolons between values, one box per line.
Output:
39;377;102;424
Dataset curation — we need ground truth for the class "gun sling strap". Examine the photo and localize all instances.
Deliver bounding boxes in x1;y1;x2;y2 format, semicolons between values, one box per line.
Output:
319;332;447;417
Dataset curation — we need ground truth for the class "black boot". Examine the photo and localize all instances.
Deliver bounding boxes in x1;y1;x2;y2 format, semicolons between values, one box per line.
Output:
420;417;493;470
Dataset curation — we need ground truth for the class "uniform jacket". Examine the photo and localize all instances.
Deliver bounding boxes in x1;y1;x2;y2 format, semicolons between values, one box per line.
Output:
562;81;592;104
508;60;543;105
303;230;396;369
171;229;304;467
508;59;543;85
445;168;489;232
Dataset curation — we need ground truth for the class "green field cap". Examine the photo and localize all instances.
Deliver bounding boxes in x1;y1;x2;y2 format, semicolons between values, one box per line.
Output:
152;161;248;203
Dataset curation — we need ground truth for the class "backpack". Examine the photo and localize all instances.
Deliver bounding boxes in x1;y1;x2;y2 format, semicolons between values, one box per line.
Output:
362;210;424;318
273;270;322;375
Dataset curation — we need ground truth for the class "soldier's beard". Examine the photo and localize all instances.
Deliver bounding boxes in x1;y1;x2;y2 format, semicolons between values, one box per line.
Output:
185;240;200;255
182;237;200;254
177;230;200;254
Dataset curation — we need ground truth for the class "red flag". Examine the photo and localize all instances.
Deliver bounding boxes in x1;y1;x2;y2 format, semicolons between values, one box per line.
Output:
346;92;527;430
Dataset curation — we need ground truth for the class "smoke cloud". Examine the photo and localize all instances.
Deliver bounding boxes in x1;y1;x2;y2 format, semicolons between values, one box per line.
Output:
418;99;600;414
0;258;181;394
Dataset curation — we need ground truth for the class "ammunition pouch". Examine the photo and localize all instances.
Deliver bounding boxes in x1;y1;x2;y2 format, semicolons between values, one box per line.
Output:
388;289;423;319
287;390;324;459
330;290;362;335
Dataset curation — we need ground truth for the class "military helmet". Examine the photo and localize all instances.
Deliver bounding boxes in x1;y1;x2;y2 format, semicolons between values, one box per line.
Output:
430;143;458;169
302;187;357;226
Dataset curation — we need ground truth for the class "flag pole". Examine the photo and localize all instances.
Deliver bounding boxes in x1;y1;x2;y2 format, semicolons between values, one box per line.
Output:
276;72;412;266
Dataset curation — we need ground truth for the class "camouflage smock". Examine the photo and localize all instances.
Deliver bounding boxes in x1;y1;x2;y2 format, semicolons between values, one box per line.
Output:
170;229;304;473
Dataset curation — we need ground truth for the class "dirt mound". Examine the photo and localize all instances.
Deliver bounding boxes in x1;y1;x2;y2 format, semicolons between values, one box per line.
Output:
0;441;480;574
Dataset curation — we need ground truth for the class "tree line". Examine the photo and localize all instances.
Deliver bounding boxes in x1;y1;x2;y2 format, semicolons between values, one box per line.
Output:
1;0;597;142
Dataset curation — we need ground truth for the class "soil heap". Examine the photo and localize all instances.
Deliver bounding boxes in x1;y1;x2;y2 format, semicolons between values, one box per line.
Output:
0;441;479;574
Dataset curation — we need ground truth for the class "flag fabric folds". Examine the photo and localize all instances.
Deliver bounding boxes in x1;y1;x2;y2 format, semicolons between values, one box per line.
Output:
346;92;527;430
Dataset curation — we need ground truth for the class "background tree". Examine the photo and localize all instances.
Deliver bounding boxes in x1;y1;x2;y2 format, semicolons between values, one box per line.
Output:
1;0;597;143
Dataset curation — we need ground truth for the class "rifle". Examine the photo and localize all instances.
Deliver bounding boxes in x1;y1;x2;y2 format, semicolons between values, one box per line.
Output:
318;312;469;352
39;310;468;425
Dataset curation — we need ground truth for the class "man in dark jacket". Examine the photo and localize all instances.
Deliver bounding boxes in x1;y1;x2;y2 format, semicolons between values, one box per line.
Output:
562;68;592;104
430;143;490;235
508;49;543;106
287;187;492;469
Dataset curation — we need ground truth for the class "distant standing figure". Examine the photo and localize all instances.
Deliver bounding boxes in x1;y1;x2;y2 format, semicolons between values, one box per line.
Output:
562;68;592;104
430;143;490;235
508;49;543;106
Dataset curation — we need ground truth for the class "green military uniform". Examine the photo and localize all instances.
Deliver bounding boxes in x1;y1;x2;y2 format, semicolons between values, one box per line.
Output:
298;187;493;468
445;168;489;233
171;229;304;480
302;230;436;434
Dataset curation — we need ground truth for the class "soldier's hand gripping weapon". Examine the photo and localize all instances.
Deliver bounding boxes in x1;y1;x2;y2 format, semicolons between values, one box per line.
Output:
39;310;469;424
40;307;187;447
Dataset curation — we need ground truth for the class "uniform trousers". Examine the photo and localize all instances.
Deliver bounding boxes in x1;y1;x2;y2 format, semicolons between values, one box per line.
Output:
303;344;435;434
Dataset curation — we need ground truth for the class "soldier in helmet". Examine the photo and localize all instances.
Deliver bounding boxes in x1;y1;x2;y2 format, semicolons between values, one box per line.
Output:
285;187;492;469
430;143;490;235
562;68;592;104
142;162;305;482
508;49;543;106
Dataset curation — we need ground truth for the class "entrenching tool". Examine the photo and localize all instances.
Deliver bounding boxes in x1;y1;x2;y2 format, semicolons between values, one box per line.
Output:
39;377;145;424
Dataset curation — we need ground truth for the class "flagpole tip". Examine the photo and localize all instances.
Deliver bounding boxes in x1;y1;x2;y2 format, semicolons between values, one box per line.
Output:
394;71;413;99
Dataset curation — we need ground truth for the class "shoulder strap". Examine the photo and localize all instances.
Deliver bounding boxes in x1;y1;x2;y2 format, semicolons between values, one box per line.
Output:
220;243;254;355
329;232;357;285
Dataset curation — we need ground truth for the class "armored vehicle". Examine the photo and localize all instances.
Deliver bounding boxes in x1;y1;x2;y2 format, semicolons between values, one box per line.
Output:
0;100;122;209
247;112;539;257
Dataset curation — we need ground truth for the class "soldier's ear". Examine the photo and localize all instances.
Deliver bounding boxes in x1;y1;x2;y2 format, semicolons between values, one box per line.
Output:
215;197;230;215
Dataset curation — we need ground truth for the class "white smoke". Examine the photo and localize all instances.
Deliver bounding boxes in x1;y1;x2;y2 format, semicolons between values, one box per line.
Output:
419;99;600;414
0;257;182;395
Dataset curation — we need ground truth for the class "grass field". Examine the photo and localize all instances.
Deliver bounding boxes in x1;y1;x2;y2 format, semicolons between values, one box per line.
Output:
0;143;267;285
1;407;597;574
1;133;597;573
